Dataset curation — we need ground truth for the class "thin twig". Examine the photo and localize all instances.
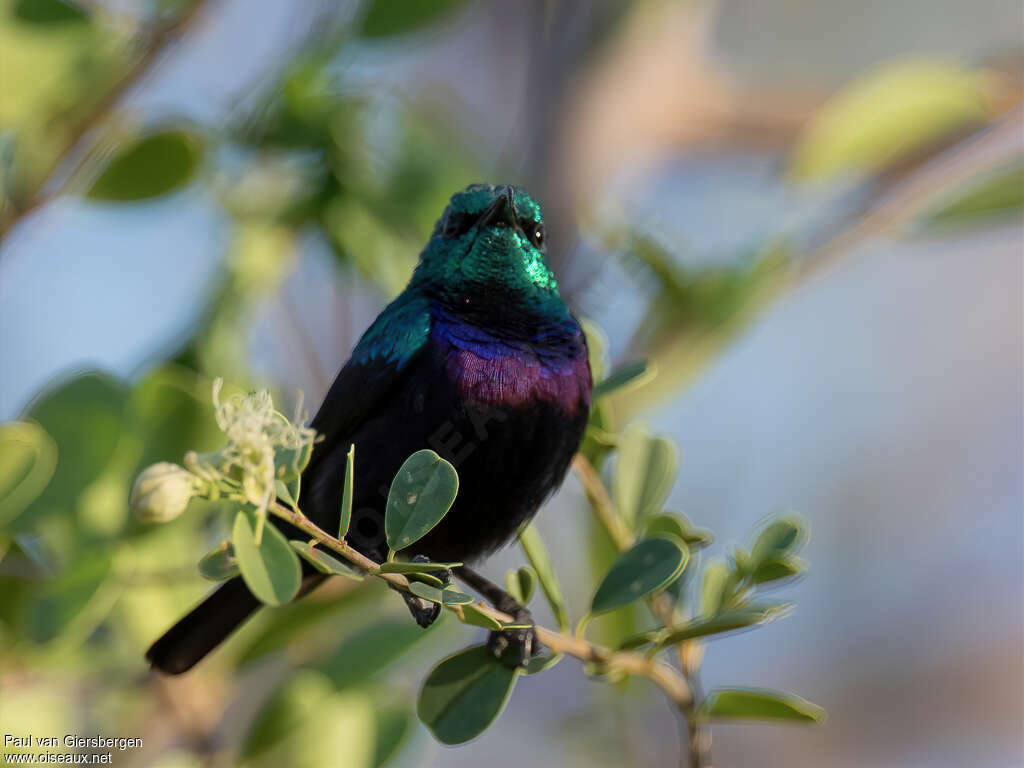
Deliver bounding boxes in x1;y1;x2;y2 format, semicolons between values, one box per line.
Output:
0;0;215;241
266;499;692;711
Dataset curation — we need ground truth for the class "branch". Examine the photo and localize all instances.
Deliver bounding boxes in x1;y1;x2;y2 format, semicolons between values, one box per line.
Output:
0;0;214;241
266;499;692;712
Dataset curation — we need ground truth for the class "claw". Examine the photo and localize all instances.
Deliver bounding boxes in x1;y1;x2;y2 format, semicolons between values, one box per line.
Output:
487;607;542;668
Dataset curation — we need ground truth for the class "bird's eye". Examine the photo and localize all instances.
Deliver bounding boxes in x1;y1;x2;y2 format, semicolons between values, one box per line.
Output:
529;224;545;248
443;212;474;239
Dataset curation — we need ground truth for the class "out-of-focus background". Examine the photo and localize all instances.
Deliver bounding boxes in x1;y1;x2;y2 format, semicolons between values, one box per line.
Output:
1;1;1021;766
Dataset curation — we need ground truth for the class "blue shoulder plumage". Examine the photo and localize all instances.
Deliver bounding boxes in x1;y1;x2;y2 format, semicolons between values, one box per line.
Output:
350;294;432;370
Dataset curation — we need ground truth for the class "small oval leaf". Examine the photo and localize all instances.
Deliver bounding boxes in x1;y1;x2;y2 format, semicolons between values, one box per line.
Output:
592;360;654;399
456;603;503;630
750;516;806;567
751;555;804;584
385;450;458;552
378;560;461;575
591;536;689;614
504;565;536;606
408;581;474;606
613;425;678;531
289;540;363;580
198;541;239;581
417;645;520;745
88;130;203;202
698;687;826;724
233;508;302;606
338;444;354;538
619;604;793;650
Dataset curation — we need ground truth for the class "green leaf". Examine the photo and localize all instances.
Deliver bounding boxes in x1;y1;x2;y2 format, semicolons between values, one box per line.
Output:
701;559;731;616
522;652;562;675
751;555;804;584
275;479;298;509
198;541;239;581
408;581;474;606
591;535;688;614
619;604;792;650
13;0;89;25
338;443;354;538
232;508;302;605
417;645;520;745
613;425;678;531
273;412;314;482
0;421;57;527
385;450;458;552
647;511;713;550
916;162;1024;231
358;0;469;38
317;617;433;689
289;540;363;580
456;603;502;630
20;372;127;529
750;516;806;567
698;687;826;724
504;565;536;606
518;524;568;632
593;360;654;399
378;560;461;575
372;706;414;768
790;58;993;181
23;552;112;643
88;130;203;201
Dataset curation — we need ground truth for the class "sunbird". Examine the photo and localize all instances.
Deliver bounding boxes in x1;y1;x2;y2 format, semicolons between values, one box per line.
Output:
148;184;593;673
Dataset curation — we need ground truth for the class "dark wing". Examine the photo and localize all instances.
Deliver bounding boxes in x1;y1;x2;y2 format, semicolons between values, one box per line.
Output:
301;293;432;508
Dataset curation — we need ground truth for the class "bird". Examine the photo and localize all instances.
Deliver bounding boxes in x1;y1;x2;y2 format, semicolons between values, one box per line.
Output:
147;184;593;674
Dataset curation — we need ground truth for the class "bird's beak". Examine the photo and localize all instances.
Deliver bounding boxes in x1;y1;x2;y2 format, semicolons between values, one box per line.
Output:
479;186;518;229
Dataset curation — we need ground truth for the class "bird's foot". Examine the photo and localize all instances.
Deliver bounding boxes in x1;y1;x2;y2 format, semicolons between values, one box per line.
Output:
397;554;453;629
488;605;543;668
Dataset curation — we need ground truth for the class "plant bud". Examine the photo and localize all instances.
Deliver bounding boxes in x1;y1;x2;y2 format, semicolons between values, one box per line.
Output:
130;462;198;523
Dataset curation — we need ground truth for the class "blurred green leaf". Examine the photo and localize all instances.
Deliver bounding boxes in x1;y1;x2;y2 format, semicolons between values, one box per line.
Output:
751;555;804;585
522;651;562;675
23;551;112;643
20;371;127;528
275;479;298;509
87;130;203;201
619;604;792;650
289;540;363;580
592;360;654;399
317;616;433;688
750;516;806;568
385;450;458;552
358;0;469;38
591;535;688;614
0;421;57;527
646;511;713;550
338;443;354;538
916;161;1024;231
408;582;474;606
244;671;376;767
273;417;313;483
518;523;568;632
701;559;731;617
790;58;992;181
614;425;677;531
13;0;89;26
698;687;826;724
417;645;520;745
197;541;239;581
232;508;301;606
236;584;379;665
504;565;536;606
372;705;415;768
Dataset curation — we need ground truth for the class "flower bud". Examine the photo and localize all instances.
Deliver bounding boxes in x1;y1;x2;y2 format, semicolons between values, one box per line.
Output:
130;462;198;523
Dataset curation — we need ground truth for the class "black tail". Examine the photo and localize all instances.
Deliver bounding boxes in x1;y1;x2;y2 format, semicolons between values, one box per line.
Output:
146;577;262;674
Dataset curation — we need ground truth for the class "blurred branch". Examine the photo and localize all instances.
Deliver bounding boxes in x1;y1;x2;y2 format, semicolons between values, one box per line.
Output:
0;0;215;242
572;453;710;768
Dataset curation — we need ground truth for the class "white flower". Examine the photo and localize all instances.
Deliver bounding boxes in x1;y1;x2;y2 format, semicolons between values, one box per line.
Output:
130;462;199;523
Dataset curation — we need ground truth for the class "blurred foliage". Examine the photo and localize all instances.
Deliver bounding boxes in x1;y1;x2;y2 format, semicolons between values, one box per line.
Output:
0;0;1020;766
